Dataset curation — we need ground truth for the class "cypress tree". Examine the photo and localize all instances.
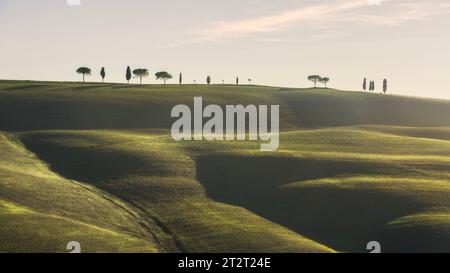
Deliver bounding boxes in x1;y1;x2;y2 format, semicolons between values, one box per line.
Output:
126;66;132;84
100;67;106;84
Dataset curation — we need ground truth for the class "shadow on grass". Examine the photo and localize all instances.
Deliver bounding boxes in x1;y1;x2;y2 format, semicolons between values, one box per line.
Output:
72;84;113;91
18;133;450;252
3;84;48;91
20;135;169;185
195;154;432;252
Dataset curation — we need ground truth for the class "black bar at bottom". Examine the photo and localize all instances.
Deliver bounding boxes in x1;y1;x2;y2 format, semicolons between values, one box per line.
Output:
0;253;442;272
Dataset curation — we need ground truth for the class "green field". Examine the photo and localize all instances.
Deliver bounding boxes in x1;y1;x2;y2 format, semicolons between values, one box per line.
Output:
0;80;449;253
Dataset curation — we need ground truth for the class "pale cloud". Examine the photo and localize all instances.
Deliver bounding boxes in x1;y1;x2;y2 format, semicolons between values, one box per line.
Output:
346;2;450;26
200;0;369;41
172;0;450;46
366;0;384;6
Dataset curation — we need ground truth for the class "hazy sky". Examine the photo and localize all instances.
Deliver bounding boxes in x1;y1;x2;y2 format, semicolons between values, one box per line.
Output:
1;0;450;98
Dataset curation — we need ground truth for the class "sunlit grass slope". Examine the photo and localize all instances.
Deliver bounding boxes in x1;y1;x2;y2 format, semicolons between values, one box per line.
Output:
16;127;450;253
0;133;164;253
1;80;449;253
187;127;450;252
17;130;333;253
0;199;156;253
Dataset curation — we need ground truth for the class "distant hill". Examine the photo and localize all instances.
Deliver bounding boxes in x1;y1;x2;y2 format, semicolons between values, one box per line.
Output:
1;80;450;131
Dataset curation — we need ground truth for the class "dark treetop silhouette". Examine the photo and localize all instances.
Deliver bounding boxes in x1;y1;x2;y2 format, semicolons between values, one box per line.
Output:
155;71;173;85
76;67;91;83
320;77;330;88
308;75;322;88
126;66;132;84
100;67;106;83
133;68;149;85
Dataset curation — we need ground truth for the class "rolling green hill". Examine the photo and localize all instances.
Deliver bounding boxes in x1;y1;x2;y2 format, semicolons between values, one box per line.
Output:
0;80;449;253
1;80;450;131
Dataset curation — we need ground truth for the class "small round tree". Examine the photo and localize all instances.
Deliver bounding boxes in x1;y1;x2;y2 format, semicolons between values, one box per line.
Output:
155;71;173;85
133;68;149;85
207;76;211;85
320;77;330;88
76;67;91;83
307;75;322;88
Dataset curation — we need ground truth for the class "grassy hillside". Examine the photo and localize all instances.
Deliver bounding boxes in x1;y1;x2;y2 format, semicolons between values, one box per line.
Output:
1;80;450;131
0;132;165;253
17;130;333;253
0;80;449;253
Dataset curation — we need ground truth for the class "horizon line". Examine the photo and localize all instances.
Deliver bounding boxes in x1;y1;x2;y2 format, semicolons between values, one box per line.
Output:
1;78;449;102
